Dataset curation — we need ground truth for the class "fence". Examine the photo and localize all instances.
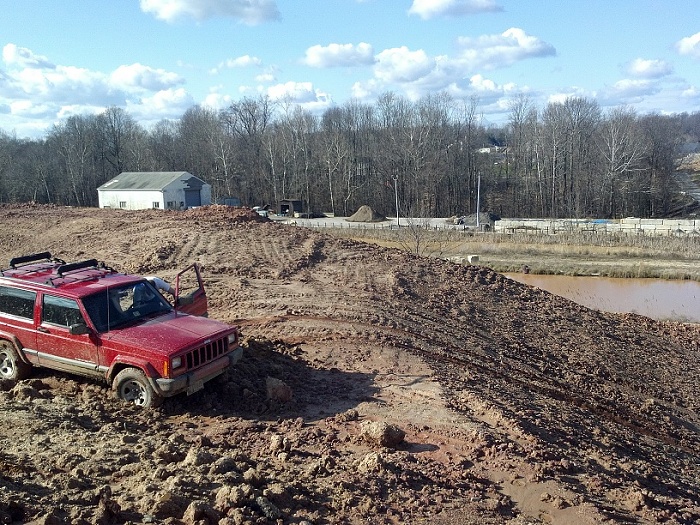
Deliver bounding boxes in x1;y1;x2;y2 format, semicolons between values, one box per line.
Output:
278;216;700;236
494;218;700;236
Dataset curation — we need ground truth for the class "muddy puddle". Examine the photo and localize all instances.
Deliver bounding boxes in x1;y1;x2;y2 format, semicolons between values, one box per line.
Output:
504;273;700;323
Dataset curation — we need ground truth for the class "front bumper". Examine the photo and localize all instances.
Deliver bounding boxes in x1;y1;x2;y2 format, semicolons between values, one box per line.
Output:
154;347;243;397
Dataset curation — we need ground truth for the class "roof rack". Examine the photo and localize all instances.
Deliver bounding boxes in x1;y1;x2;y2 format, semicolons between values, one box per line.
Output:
9;252;56;268
56;259;99;277
1;252;67;278
45;260;118;287
1;252;120;287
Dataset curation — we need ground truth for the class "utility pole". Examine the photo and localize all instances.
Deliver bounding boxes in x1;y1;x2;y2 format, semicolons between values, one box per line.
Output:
476;172;481;230
393;174;399;227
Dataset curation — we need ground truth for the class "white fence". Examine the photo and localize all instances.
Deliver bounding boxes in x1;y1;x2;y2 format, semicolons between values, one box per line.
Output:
494;218;700;236
278;216;700;236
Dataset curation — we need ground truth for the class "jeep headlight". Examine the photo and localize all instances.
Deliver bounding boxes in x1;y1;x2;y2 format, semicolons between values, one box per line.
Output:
228;333;237;345
172;356;182;369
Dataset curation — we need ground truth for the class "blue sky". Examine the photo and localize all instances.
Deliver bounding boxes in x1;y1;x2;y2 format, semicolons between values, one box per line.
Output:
1;0;700;139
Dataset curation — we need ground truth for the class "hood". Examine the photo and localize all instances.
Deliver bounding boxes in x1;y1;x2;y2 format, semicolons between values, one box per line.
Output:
100;312;233;357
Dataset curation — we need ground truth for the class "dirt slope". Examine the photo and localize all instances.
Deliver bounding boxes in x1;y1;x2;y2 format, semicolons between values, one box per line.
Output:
0;204;699;525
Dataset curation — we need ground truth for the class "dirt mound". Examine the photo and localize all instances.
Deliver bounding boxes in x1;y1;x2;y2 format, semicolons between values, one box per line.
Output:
182;204;269;223
346;204;387;222
0;204;699;524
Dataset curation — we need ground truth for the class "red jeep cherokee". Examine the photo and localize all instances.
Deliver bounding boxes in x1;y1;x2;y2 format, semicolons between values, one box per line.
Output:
0;252;241;408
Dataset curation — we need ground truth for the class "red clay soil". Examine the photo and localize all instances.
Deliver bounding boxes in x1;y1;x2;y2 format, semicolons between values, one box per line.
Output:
0;204;698;525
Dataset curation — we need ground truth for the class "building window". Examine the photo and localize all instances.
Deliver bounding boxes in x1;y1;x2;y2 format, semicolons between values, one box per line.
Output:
166;201;174;209
119;201;127;208
153;202;160;209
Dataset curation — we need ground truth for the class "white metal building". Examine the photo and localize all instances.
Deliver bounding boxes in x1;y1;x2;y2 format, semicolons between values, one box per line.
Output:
97;171;212;210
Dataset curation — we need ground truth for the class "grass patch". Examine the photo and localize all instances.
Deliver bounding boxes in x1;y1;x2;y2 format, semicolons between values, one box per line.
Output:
327;227;700;281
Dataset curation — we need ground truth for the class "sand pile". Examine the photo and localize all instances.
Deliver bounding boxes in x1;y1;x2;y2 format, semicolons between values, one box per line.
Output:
345;205;387;222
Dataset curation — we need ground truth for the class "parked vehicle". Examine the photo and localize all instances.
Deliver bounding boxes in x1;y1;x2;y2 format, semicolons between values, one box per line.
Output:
0;252;241;408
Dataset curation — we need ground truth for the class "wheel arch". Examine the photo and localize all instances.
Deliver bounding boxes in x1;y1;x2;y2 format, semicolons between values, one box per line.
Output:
0;333;31;365
107;358;158;385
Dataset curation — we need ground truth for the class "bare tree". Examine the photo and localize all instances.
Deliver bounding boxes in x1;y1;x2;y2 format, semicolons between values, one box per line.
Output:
597;106;646;216
221;95;274;205
47;115;100;206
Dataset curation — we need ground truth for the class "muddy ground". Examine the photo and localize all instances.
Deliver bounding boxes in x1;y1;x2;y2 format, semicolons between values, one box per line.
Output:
0;204;699;525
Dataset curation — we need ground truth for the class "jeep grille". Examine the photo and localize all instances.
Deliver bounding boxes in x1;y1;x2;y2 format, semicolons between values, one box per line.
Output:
185;337;229;369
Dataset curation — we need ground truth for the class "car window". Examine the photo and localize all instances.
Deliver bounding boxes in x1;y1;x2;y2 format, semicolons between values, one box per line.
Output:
82;281;172;332
42;295;85;328
0;285;36;319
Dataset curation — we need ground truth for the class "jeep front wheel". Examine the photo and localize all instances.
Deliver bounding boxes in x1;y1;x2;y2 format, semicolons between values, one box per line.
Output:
113;368;162;408
0;340;31;381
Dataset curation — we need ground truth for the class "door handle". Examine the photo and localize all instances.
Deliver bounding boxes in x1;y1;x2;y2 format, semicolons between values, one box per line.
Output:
37;326;50;333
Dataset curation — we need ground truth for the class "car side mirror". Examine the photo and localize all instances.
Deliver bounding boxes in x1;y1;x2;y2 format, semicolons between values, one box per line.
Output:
69;323;91;335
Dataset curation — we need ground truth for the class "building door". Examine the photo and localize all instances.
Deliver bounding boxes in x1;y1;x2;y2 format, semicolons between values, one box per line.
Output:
184;189;201;208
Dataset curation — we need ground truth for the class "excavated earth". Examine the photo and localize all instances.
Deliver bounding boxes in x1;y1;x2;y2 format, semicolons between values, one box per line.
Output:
0;204;699;525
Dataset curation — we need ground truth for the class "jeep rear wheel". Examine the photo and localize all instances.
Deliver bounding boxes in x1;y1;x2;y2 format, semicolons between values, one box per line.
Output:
114;368;162;408
0;341;31;381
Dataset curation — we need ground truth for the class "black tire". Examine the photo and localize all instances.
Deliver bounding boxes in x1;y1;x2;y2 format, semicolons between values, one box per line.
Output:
113;368;162;408
0;340;32;381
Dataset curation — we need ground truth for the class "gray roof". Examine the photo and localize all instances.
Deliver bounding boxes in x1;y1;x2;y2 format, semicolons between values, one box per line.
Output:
97;171;204;191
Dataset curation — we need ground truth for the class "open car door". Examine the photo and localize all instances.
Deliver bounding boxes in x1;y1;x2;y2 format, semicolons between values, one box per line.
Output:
174;263;208;316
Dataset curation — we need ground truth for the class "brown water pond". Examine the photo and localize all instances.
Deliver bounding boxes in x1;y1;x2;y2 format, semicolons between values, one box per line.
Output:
504;274;700;324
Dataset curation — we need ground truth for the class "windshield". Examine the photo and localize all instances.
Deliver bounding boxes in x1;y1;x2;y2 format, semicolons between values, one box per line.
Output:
82;280;173;332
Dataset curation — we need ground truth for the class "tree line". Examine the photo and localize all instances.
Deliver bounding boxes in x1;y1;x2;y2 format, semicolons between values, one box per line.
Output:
1;92;699;219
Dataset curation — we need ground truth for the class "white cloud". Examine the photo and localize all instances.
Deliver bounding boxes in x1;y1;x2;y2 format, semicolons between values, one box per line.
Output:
0;43;195;137
455;28;556;69
111;63;184;91
682;86;699;99
2;43;54;69
267;81;318;103
202;90;233;110
547;88;589;105
468;73;498;92
409;0;502;19
592;78;662;108
140;0;280;25
350;79;379;100
626;58;672;79
10;64;110;104
127;87;194;123
303;43;375;68
56;104;106;120
255;72;276;83
676;32;700;58
609;78;657;98
265;81;332;112
351;29;552;103
374;47;434;83
210;55;262;74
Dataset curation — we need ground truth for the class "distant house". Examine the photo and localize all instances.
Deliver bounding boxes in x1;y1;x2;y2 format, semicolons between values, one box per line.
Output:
97;171;211;210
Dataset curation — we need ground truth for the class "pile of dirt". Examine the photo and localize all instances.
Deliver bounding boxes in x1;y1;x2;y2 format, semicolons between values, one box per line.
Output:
182;205;269;223
345;205;387;222
0;203;699;525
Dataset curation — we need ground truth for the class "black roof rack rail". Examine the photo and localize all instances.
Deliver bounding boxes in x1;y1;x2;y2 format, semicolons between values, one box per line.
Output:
9;252;53;268
45;260;118;287
56;259;99;277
